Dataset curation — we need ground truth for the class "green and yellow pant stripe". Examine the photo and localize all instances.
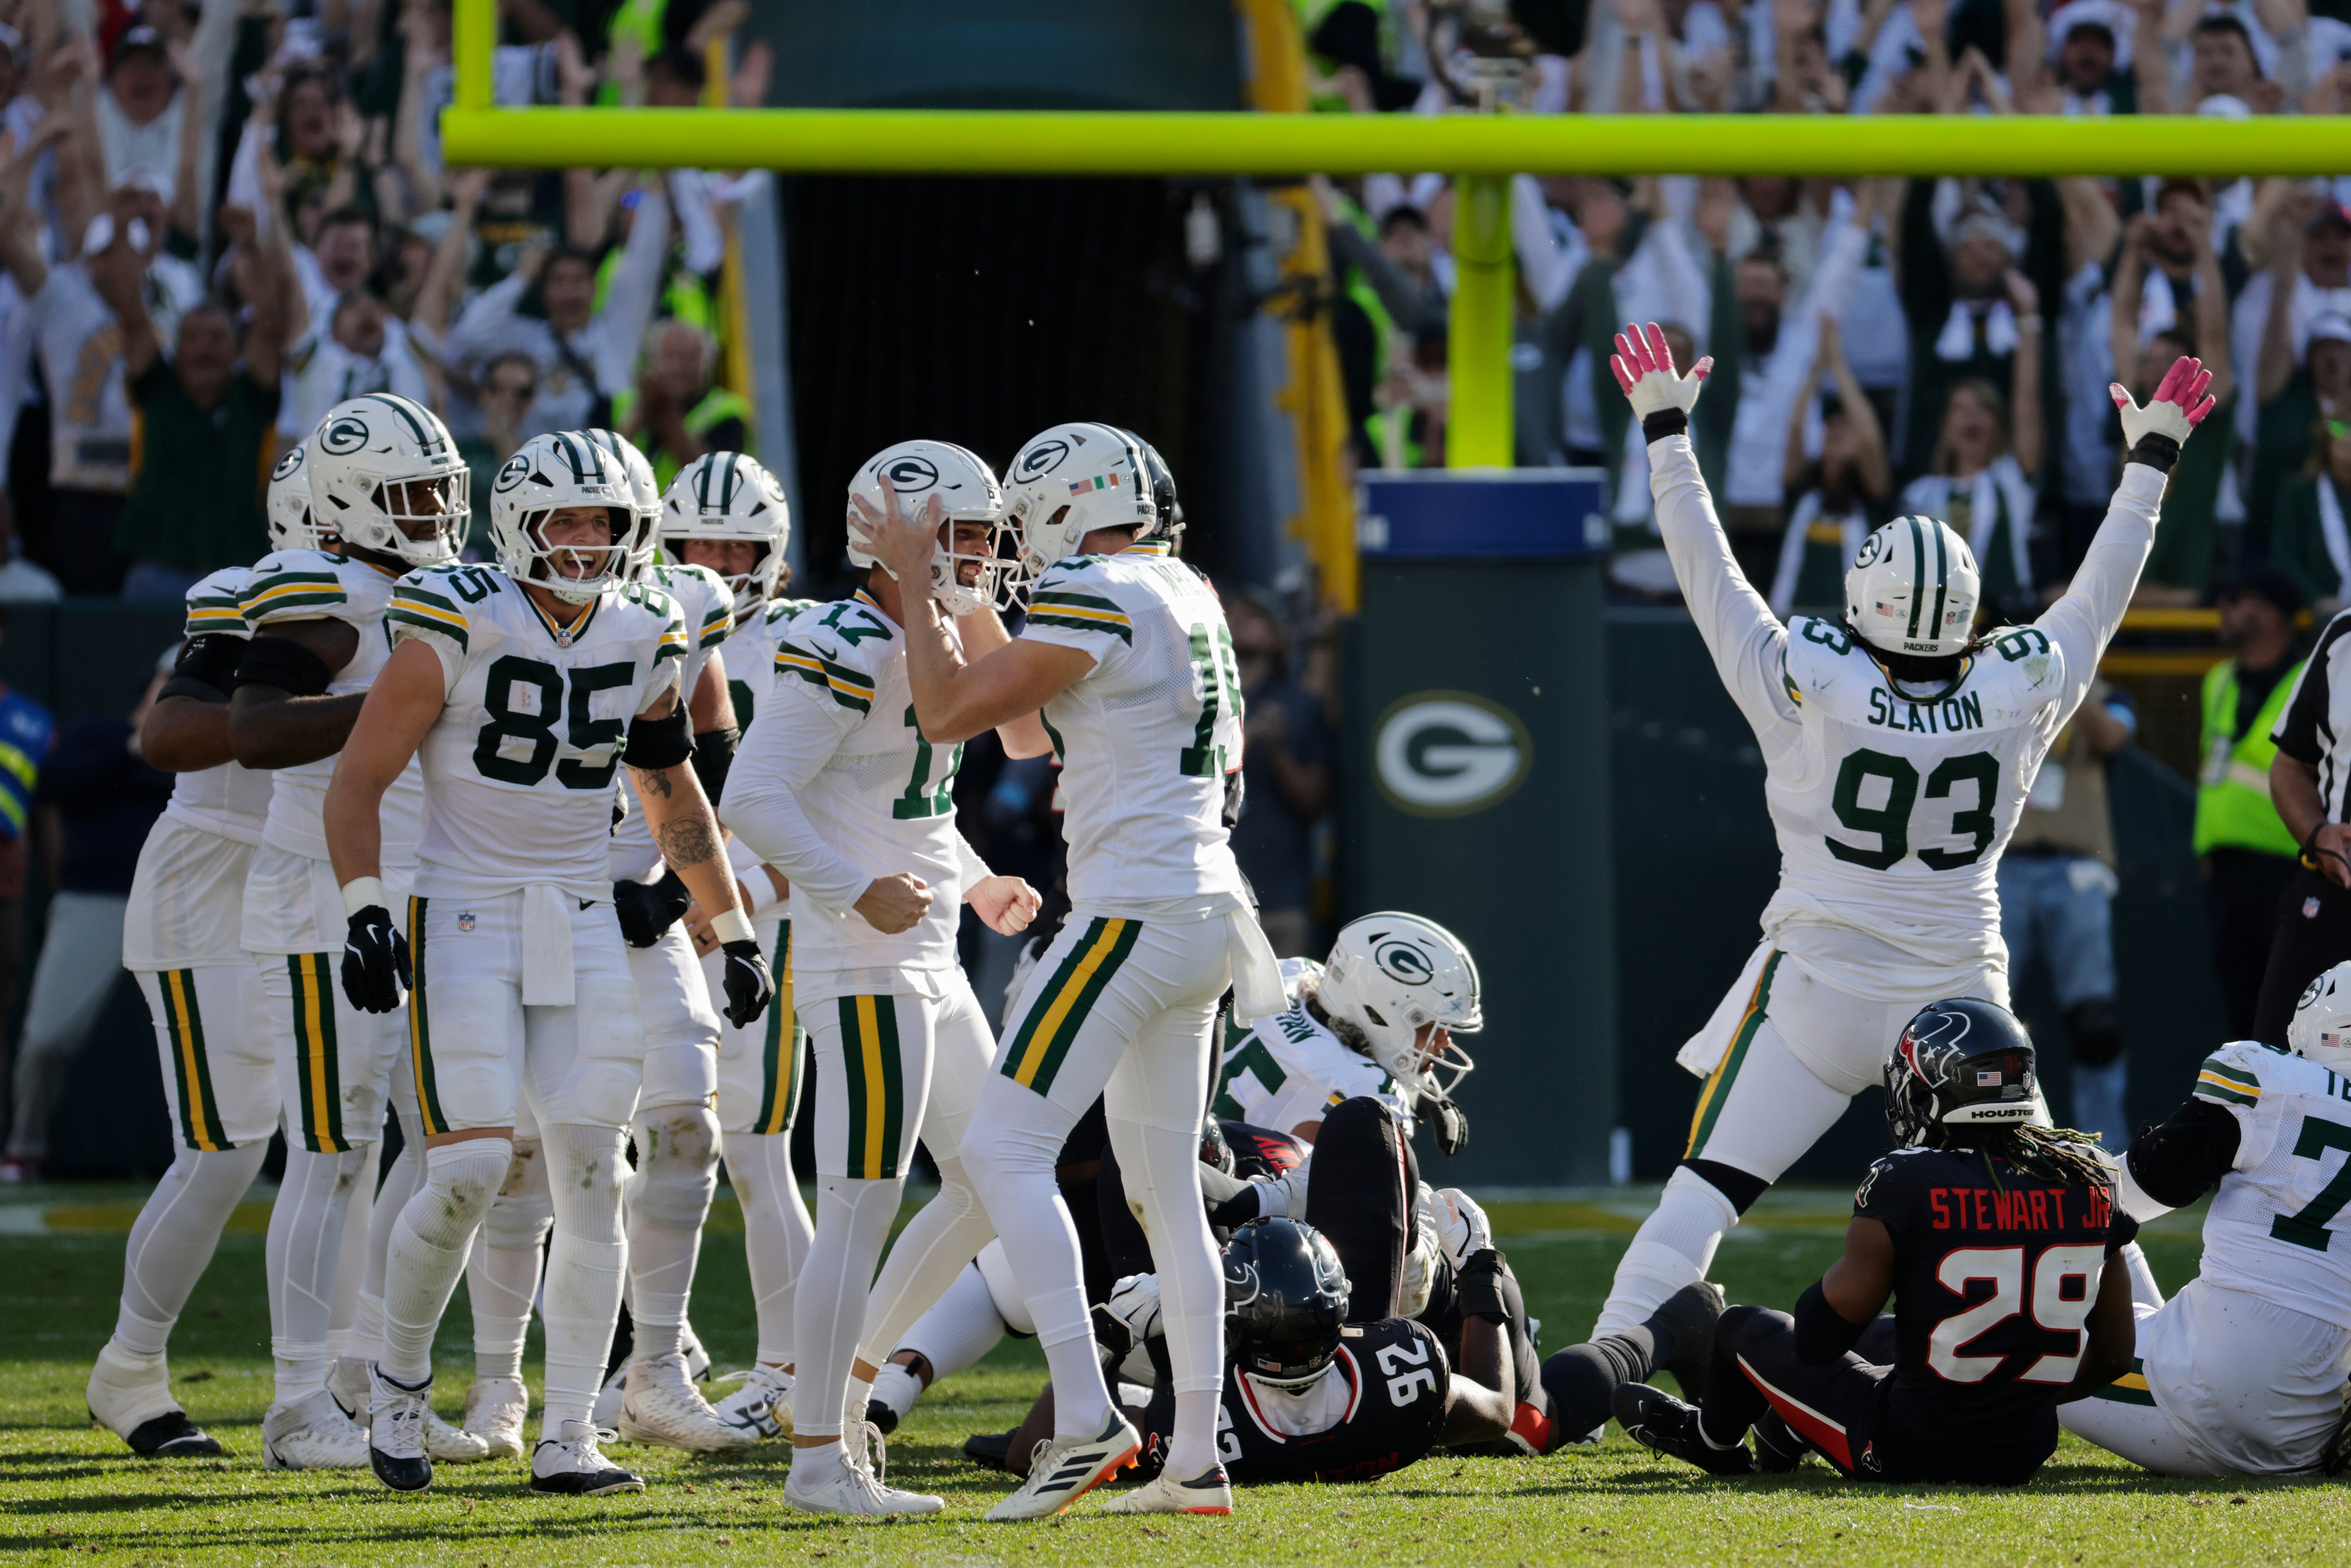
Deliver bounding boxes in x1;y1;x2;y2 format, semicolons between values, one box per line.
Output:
1001;916;1143;1098
159;968;229;1151
287;953;349;1153
407;897;450;1137
1686;950;1782;1160
2090;1357;2158;1406
754;921;802;1136
836;995;906;1180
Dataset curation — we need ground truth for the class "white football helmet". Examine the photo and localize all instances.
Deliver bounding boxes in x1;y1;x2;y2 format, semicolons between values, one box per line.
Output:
307;393;467;568
1846;515;1982;659
2289;962;2351;1075
488;431;635;605
847;439;1009;616
265;443;320;552
660;451;791;617
580;428;662;574
1001;422;1157;575
1314;912;1482;1103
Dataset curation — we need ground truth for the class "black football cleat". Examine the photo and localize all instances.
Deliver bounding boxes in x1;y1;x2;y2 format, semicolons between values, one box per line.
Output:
962;1429;1015;1471
1654;1280;1727;1404
865;1398;899;1436
1613;1381;1754;1477
119;1410;224;1458
1752;1409;1807;1472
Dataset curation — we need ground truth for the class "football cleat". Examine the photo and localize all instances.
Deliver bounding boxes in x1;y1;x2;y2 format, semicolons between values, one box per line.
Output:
1101;1465;1234;1516
589;1362;629;1430
616;1351;754;1452
963;1429;1015;1471
326;1356;370;1423
1612;1382;1754;1477
679;1325;713;1383
464;1376;530;1460
1655;1279;1728;1403
984;1413;1142;1521
784;1428;943;1517
330;1355;492;1463
708;1363;793;1441
87;1344;221;1457
1753;1408;1808;1473
529;1419;645;1496
263;1389;370;1471
366;1364;435;1492
865;1361;923;1436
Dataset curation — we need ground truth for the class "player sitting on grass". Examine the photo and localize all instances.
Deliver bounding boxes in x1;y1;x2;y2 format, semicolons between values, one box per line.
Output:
1618;998;2137;1485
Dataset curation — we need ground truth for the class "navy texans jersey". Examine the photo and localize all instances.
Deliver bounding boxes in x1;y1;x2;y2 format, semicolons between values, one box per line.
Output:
1855;1143;2136;1476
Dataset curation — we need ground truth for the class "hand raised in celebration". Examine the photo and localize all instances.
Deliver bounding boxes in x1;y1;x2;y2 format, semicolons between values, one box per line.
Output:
2110;355;2218;449
1609;321;1714;420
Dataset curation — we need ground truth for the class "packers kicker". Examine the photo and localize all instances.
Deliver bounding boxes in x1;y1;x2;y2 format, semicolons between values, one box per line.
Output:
323;430;772;1496
720;438;1044;1514
1579;328;2216;1376
85;450;309;1458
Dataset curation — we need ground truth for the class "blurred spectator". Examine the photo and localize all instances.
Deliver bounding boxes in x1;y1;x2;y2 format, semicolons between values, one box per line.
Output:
2003;678;2135;1150
457;350;537;554
0;610;52;1175
94;24;202;242
1897;364;2044;618
2242;197;2351;541
2196;571;2308;1040
1769;317;1889;617
616;317;747;487
279;288;426;442
1;660;168;1182
1227;588;1332;959
2269;413;2351;614
1897;177;2059;488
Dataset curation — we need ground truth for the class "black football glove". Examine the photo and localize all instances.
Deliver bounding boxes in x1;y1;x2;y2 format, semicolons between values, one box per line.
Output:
612;871;692;948
1429;1097;1470;1158
1203;1181;1265;1230
341;905;410;1013
719;937;774;1028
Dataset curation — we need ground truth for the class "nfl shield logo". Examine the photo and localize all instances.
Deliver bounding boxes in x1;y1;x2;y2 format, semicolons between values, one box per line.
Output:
457;912;476;932
2306;897;2323;920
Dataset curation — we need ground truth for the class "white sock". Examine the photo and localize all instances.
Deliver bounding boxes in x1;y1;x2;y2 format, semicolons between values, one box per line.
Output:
1109;1114;1223;1475
471;1138;550;1384
539;1123;628;1438
323;1145;376;1362
855;1154;994;1370
381;1140;512;1385
872;1361;925;1421
2119;1240;2164;1310
352;1119;423;1367
626;1104;718;1366
897;1262;1011;1383
113;1143;268;1358
268;1144;374;1404
728;1130;811;1367
790;1175;902;1441
1592;1166;1738;1339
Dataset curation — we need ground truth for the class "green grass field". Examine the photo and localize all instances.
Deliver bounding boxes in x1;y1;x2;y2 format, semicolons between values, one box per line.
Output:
4;1182;2344;1566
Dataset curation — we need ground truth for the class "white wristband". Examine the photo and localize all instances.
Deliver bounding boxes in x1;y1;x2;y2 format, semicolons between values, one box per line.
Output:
340;876;388;917
709;908;755;947
742;868;784;918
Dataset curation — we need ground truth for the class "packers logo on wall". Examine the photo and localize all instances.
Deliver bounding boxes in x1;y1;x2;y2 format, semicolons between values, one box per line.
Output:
1373;691;1530;817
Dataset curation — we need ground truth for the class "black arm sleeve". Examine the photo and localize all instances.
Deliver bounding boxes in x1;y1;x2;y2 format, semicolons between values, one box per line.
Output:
160;634;244;702
689;724;738;806
1793;1279;1867;1366
622;705;694;770
232;635;333;696
2126;1096;2243;1209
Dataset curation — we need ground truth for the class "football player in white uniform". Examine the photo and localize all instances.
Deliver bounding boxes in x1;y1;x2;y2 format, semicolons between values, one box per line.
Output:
2061;963;2351;1475
228;396;473;1472
655;451;819;1441
1583;328;2217;1362
324;430;772;1495
84;460;300;1458
859;421;1284;1520
721;438;1043;1514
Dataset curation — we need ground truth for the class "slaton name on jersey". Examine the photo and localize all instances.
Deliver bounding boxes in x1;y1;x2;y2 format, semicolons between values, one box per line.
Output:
388;562;686;899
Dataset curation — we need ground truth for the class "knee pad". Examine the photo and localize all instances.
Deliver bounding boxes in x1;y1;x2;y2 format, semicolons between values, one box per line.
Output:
542;1123;628;1241
629;1105;720;1230
974;1240;1036;1337
412;1139;515;1248
482;1140;554;1252
2066;999;2123;1067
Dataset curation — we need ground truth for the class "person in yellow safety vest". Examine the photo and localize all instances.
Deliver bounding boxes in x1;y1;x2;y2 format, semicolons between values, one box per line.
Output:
614;319;751;491
2196;570;2309;1038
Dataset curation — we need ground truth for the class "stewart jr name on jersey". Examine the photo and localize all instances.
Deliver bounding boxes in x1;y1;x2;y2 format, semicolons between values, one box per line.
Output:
609;561;733;884
241;549;425;863
1017;542;1248;911
388;563;686;902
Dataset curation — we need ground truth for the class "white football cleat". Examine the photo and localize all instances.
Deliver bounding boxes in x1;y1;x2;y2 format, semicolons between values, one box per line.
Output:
529;1418;645;1496
615;1351;755;1451
326;1355;371;1424
984;1413;1142;1521
263;1388;370;1471
425;1404;492;1463
87;1343;221;1457
463;1376;530;1460
1101;1464;1235;1515
708;1363;793;1441
328;1355;491;1463
589;1362;628;1429
783;1431;943;1517
679;1324;712;1382
366;1364;434;1492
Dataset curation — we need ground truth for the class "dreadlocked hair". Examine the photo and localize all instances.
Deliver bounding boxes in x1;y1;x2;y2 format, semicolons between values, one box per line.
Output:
1942;1123;2112;1192
1299;980;1375;1059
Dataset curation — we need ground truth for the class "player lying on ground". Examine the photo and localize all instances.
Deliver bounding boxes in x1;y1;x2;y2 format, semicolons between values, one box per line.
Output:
2061;962;2351;1476
1579;323;2211;1419
1618;997;2137;1485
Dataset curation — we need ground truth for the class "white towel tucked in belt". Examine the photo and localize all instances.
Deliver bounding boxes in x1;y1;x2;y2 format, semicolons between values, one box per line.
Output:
1226;908;1286;1023
521;884;576;1007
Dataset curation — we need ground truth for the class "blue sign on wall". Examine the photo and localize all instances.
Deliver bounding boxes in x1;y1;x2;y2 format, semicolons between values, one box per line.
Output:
1356;469;1609;561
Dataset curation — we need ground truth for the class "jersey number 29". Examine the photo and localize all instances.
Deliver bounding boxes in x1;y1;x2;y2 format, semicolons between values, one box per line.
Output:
1928;1243;2103;1384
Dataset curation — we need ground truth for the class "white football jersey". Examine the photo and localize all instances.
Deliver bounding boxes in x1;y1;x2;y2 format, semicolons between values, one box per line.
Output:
2189;1041;2351;1330
166;566;272;844
724;594;822;726
388;563;687;902
1647;436;2166;999
738;588;974;984
241;549;425;865
1019;542;1248;912
1212;957;1412;1133
609;562;734;883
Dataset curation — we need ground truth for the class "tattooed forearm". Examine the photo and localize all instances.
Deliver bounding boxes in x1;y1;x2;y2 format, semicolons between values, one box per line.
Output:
633;766;674;798
653;811;722;871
